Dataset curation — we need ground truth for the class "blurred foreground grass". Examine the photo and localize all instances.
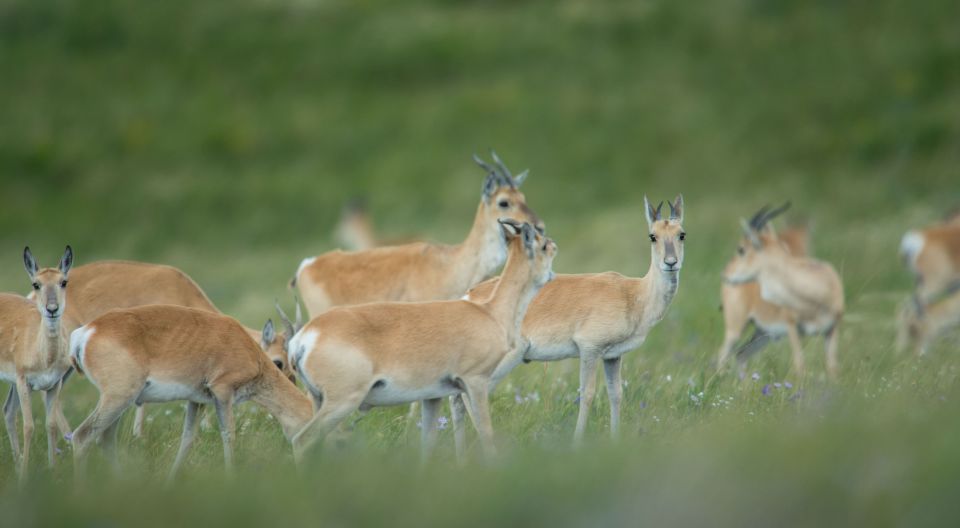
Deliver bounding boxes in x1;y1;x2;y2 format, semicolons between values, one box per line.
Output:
1;0;959;525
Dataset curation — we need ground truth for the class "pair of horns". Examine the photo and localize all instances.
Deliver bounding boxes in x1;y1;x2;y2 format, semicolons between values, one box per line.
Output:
473;150;528;187
747;202;791;231
275;297;304;338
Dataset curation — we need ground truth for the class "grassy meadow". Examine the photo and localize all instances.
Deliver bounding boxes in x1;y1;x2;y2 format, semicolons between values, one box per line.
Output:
1;0;959;525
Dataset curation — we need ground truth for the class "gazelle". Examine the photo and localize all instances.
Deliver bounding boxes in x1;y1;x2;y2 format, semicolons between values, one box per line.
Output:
15;259;298;438
717;223;811;372
287;220;556;462
69;306;313;481
465;195;685;447
898;214;960;355
0;246;74;479
723;204;845;380
292;152;543;317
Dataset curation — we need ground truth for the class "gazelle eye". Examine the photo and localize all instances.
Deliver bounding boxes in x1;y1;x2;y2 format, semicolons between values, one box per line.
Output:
737;246;746;256
649;234;657;243
498;200;510;209
679;232;686;241
273;359;284;370
32;283;40;290
60;280;68;288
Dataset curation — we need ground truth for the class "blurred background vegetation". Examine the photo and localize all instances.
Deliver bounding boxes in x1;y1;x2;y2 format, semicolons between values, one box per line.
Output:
1;0;959;525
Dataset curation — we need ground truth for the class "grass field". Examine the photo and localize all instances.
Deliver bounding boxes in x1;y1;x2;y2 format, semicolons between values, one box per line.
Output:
1;0;959;525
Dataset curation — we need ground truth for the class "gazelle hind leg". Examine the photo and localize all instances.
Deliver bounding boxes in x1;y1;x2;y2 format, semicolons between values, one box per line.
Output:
72;392;137;482
212;397;236;475
602;357;623;440
168;402;202;482
292;390;367;465
4;385;20;462
460;378;496;461
450;394;468;465
573;351;601;447
825;324;840;381
785;325;806;378
43;387;63;468
420;398;442;463
132;404;146;438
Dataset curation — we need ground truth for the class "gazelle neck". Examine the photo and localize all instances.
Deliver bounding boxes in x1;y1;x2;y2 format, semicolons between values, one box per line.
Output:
37;313;65;366
253;366;313;441
452;202;507;292
636;249;680;323
485;244;540;344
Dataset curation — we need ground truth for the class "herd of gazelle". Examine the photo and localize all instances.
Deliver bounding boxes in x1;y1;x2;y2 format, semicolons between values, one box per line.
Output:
1;152;956;482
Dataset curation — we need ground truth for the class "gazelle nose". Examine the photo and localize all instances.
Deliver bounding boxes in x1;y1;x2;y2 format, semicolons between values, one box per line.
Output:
665;257;678;266
46;304;58;315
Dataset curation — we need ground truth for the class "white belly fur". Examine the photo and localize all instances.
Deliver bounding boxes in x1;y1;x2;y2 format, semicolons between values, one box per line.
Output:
362;380;459;407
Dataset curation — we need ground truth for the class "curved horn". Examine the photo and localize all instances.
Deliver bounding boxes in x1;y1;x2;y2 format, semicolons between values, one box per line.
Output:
490;150;513;180
275;298;296;338
758;202;792;228
748;205;771;230
473;153;494;174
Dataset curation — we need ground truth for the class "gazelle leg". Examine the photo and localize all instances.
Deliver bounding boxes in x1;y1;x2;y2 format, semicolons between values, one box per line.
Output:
101;415;123;475
602;356;623;440
15;375;33;481
460;378;496;461
72;392;136;482
213;397;236;475
573;351;601;447
168;402;202;482
4;385;20;462
825;324;840;381
785;325;805;378
43;386;62;468
132;404;146;438
420;398;442;463
450;394;468;465
717;330;741;371
292;391;366;465
52;374;72;440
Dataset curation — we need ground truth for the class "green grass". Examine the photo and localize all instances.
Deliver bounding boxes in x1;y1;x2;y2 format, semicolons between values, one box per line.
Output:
1;0;959;525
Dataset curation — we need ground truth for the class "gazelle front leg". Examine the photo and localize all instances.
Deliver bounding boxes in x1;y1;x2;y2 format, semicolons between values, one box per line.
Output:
420;397;442;463
450;394;468;465
602;356;623;440
825;324;840;381
132;404;146;438
213;396;236;474
785;324;805;378
3;385;20;462
573;350;601;447
15;375;34;480
460;378;496;461
43;386;63;468
168;402;202;482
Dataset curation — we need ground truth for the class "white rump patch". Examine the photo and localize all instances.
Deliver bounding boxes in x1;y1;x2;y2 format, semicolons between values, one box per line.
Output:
296;256;317;280
69;325;97;374
900;231;925;268
290;328;319;373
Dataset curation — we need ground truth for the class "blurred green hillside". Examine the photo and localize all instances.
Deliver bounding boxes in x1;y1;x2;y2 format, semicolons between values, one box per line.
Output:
1;0;959;525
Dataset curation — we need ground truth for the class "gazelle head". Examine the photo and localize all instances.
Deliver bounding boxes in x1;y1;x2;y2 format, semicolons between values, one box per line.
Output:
275;297;305;377
499;219;557;287
723;203;791;284
24;245;73;324
474;151;545;236
644;195;686;273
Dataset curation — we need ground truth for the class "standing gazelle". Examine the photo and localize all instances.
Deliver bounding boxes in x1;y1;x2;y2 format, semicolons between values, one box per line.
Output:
287;220;556;462
716;223;811;372
897;213;960;355
292;152;543;317
465;195;685;447
0;246;74;480
723;204;845;380
69;306;313;480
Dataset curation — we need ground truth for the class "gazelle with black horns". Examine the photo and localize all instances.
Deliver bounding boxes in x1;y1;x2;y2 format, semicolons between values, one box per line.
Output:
464;195;686;448
0;246;74;480
287;220;556;462
292;151;544;317
723;204;844;380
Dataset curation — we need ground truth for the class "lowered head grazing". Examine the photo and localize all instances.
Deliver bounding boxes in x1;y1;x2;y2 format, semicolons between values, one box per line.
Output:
498;218;557;287
24;245;73;323
645;194;686;273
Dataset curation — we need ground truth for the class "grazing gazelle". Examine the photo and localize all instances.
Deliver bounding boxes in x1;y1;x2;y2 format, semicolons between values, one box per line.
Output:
723;204;845;380
717;222;811;372
0;246;74;479
14;259;297;438
69;306;314;480
287;220;556;462
897;213;960;355
292;152;543;317
465;195;685;448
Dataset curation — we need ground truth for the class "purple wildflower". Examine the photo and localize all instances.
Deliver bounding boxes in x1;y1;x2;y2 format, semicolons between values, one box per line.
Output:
515;392;523;404
437;416;449;430
762;384;771;396
640;401;647;409
774;382;782;389
784;382;793;389
63;432;73;442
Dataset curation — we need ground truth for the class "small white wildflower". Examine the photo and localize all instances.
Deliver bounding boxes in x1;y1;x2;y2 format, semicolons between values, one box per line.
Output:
665;375;672;382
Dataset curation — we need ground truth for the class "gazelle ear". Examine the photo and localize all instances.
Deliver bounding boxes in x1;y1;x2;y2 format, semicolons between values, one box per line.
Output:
262;319;276;346
498;218;523;239
23;247;38;280
740;219;761;248
513;169;529;187
669;194;684;223
59;245;74;277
